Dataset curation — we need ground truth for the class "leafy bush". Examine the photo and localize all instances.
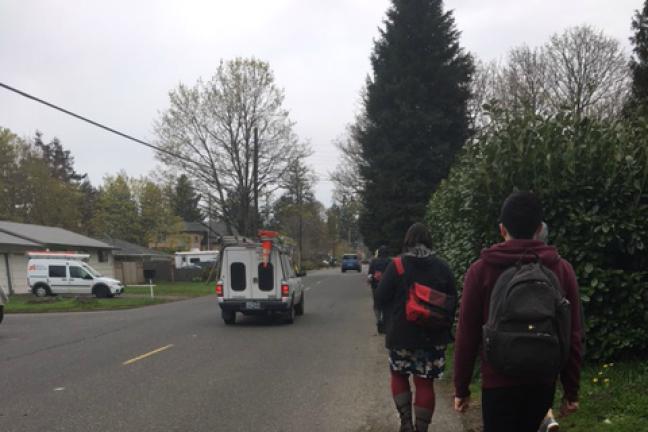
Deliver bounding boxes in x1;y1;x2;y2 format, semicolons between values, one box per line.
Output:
427;110;648;360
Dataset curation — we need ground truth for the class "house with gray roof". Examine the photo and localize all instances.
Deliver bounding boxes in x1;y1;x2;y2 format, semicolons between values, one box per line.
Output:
0;221;115;295
148;220;236;252
105;237;172;284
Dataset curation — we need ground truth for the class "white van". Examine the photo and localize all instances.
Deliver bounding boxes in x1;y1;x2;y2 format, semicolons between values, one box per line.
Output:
27;253;124;298
216;235;305;325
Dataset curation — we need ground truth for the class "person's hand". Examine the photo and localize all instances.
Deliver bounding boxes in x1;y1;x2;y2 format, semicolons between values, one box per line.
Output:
454;396;470;413
560;399;579;417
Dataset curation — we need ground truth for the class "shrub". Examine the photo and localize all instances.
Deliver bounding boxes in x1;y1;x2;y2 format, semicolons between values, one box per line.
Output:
427;110;648;360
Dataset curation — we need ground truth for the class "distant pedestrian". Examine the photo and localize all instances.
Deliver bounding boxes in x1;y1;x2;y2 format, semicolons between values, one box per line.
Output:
368;245;390;334
453;192;583;432
376;223;456;432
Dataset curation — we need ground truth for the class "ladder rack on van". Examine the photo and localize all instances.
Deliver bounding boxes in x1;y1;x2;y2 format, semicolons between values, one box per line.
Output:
222;236;255;246
26;251;91;260
221;231;297;259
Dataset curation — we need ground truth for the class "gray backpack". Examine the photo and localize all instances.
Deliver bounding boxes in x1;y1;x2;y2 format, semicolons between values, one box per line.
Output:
483;259;571;378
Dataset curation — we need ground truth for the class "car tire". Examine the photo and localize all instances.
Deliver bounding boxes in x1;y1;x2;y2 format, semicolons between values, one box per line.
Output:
33;284;50;297
295;294;304;316
284;303;295;324
93;285;110;299
222;310;236;325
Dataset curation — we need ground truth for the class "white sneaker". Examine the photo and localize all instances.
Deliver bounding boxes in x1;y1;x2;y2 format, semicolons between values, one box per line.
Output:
547;418;560;431
539;417;560;432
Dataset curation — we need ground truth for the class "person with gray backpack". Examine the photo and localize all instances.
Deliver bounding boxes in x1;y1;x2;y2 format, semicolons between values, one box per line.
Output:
453;192;583;432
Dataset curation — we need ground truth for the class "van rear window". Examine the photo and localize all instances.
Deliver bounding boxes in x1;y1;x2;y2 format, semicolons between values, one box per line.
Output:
343;255;358;260
49;265;66;278
230;262;246;291
258;263;274;291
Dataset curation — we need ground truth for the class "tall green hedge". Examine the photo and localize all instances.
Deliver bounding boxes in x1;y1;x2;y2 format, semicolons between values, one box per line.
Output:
426;110;648;360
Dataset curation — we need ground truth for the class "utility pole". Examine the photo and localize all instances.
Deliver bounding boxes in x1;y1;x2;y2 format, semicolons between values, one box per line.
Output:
253;127;259;235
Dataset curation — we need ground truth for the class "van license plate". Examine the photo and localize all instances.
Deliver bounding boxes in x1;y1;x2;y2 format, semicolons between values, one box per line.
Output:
246;301;260;310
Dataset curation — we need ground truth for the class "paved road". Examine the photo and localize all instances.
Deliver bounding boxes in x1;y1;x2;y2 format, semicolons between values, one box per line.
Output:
0;268;463;432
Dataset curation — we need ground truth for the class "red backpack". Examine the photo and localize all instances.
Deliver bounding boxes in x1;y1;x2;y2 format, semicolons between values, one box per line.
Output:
393;256;455;330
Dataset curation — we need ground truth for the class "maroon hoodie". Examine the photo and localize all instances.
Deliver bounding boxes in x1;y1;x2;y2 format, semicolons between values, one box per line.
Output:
453;239;583;401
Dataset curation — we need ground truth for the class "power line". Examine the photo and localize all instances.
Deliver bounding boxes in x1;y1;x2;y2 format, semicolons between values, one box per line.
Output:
0;81;338;184
0;81;205;169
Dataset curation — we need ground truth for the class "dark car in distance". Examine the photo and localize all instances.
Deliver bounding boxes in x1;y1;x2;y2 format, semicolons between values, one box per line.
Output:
341;254;362;273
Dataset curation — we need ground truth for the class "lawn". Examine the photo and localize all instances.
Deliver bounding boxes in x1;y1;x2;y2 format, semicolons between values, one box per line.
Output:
4;295;169;313
444;345;648;431
556;360;648;431
4;281;214;313
125;281;215;297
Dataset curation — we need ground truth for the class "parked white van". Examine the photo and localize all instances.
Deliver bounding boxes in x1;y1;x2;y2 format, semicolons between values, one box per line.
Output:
27;252;124;298
216;232;305;325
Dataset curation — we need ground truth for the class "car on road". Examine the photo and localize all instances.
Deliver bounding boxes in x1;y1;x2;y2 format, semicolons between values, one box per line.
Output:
341;254;362;273
216;231;306;325
27;252;124;298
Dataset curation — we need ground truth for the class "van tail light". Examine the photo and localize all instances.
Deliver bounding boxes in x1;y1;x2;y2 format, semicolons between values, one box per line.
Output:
281;283;290;297
216;282;224;297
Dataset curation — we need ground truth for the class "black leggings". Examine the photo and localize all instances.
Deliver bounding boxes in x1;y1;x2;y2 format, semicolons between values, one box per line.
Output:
482;384;555;432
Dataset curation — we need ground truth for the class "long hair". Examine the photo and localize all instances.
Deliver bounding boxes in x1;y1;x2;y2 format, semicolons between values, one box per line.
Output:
402;222;432;251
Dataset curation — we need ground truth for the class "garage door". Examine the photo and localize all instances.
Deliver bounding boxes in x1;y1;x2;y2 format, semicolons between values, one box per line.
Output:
0;254;9;294
9;254;29;294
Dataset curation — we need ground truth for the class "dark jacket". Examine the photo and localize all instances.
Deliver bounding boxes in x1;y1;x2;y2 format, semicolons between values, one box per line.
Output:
368;257;390;289
375;252;456;349
453;239;583;401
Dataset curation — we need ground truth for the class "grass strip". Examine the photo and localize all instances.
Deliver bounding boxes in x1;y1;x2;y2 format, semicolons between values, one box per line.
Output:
5;295;169;313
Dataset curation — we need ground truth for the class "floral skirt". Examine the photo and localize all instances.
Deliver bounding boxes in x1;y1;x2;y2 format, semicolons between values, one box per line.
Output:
388;346;447;379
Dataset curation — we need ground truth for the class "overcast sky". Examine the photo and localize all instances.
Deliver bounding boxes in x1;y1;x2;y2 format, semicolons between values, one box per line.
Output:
0;0;642;206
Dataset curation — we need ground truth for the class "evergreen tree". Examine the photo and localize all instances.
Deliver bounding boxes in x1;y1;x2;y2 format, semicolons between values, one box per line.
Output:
78;179;100;235
33;131;86;183
172;174;203;222
628;1;648;113
357;0;473;251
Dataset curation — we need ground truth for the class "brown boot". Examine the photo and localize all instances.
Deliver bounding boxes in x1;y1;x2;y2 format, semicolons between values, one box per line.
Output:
414;406;433;432
394;392;414;432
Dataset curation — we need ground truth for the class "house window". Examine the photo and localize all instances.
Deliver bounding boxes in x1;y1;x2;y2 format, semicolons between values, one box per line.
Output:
98;250;108;263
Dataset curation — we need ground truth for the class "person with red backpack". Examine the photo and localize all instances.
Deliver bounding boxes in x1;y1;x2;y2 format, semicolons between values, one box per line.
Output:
375;223;457;432
453;192;583;432
368;245;391;334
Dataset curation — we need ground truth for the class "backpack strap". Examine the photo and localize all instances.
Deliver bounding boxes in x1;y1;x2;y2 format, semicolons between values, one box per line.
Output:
393;256;405;276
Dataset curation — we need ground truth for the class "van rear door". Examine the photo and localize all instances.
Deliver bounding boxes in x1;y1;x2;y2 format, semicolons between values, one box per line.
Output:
224;247;253;300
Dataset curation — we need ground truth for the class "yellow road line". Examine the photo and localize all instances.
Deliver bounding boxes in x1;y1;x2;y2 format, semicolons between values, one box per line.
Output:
123;344;174;366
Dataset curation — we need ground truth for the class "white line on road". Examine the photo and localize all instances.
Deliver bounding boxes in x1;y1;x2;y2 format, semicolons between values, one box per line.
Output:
123;344;174;366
